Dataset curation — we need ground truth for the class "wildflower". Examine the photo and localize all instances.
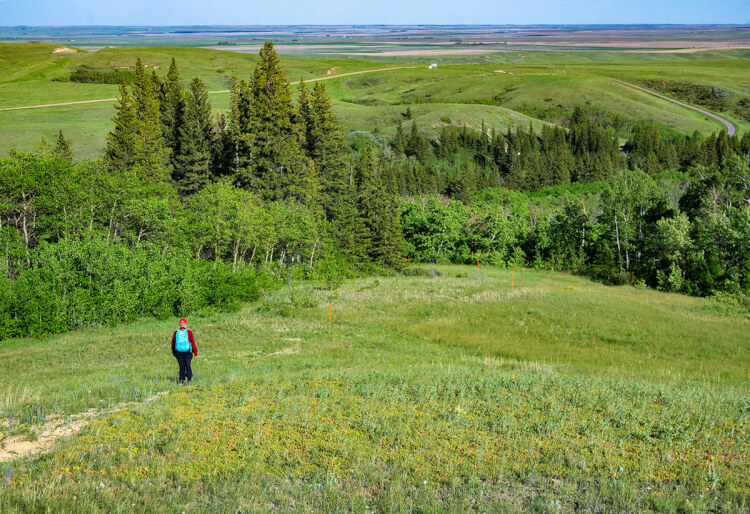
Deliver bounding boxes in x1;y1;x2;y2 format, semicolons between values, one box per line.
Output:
6;468;10;480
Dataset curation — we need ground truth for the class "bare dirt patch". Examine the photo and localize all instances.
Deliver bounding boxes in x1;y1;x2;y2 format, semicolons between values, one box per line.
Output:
52;47;76;54
0;391;169;462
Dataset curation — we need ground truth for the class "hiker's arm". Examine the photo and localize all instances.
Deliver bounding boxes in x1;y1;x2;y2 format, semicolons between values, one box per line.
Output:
189;330;198;357
171;332;176;354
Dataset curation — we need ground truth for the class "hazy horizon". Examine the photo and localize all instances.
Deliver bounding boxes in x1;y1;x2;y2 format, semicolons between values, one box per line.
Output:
1;0;748;26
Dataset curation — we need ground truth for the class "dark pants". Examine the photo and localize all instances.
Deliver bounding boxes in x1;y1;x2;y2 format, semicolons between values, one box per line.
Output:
175;351;193;383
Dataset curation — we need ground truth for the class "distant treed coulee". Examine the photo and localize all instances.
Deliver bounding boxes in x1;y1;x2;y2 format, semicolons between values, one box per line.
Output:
1;41;750;339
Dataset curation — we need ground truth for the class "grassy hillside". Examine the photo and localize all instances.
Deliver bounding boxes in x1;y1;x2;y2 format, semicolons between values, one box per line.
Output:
1;43;748;158
1;266;748;511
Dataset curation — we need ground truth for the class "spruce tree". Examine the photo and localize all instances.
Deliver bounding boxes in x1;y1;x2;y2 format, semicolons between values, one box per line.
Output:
131;58;171;183
242;42;320;206
227;76;253;174
307;81;356;251
407;121;430;163
54;130;74;164
297;79;312;153
392;120;406;154
160;58;185;179
175;78;214;193
105;80;138;172
36;136;52;157
308;83;346;180
354;146;406;267
212;110;233;176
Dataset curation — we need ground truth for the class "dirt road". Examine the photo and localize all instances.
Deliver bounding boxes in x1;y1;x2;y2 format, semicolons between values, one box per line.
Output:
608;78;736;135
0;66;417;112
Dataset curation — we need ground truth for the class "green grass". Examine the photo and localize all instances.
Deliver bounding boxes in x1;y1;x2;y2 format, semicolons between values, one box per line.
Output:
1;266;748;511
323;64;732;134
2;43;749;158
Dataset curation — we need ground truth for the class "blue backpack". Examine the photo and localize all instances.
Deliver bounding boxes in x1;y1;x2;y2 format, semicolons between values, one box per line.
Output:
175;329;191;352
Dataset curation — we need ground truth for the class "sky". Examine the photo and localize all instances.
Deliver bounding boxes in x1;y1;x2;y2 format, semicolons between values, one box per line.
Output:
0;0;748;26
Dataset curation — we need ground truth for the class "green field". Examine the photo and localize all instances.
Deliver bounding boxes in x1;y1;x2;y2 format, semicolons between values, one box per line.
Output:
1;267;748;511
2;43;749;158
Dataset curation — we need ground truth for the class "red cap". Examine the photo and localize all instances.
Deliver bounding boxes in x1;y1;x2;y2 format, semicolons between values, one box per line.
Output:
179;318;187;324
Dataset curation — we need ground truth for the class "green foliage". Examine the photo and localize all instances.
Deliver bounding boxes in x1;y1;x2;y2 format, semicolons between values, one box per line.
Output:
56;65;135;85
54;130;74;164
3;236;267;337
237;42;321;206
0;154;286;339
104;59;171;184
174;77;214;193
313;253;352;291
160;58;185;178
354;146;406;268
406;121;431;163
643;78;750;122
391;119;406;155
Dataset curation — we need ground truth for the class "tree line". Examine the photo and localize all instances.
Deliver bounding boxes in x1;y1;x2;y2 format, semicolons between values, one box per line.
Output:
1;42;404;338
2;42;749;338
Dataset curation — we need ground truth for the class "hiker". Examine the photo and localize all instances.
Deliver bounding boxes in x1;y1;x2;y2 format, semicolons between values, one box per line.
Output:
172;318;197;384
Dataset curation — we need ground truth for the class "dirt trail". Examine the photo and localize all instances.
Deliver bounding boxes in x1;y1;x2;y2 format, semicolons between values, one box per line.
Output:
0;66;417;112
609;78;736;135
0;391;168;462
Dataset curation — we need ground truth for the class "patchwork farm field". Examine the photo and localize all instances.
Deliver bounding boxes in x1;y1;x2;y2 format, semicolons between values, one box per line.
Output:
1;267;748;512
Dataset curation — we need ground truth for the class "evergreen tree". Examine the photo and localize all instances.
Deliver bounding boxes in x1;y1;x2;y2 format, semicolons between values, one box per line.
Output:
151;70;162;101
108;58;171;184
104;81;138;172
226;76;253;174
392;120;406;154
299;80;360;254
308;82;346;179
211;110;233;177
160;58;185;179
240;42;320;206
36;136;52;157
54;130;74;164
354;146;406;267
175;78;214;193
407;121;430;163
297;79;312;153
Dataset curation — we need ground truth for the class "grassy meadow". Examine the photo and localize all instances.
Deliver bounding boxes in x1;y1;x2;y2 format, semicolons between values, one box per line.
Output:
1;266;748;512
2;43;749;158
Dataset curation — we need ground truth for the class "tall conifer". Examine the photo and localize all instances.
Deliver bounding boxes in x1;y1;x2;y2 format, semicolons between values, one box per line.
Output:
105;81;138;172
307;81;356;251
130;58;171;183
175;78;214;193
227;76;253;174
243;42;320;206
392;120;406;155
161;58;184;179
355;146;406;267
54;130;74;164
